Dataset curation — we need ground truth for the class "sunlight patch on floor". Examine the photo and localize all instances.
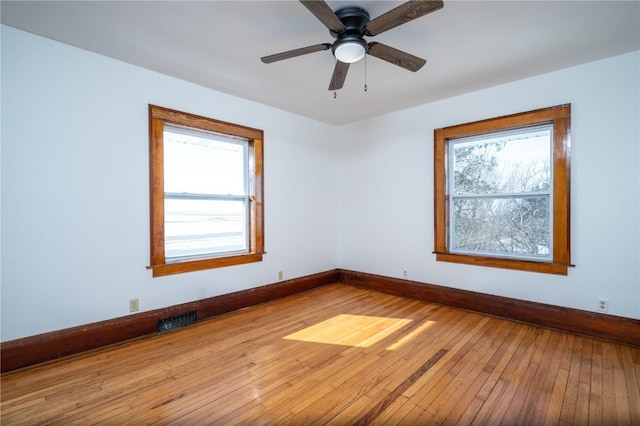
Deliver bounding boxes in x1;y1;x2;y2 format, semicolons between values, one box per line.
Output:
386;320;435;350
283;314;413;348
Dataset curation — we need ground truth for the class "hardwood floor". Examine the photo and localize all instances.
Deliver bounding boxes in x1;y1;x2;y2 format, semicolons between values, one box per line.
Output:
2;284;639;425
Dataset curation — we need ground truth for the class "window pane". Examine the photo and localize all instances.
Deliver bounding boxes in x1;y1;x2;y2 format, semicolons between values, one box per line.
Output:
452;126;551;195
165;198;247;260
452;196;551;259
164;126;247;195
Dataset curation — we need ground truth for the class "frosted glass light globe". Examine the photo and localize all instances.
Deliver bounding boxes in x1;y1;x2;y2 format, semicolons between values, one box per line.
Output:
334;41;366;63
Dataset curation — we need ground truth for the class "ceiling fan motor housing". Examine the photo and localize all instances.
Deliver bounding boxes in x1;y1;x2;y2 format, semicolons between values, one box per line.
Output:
330;6;370;56
332;7;370;35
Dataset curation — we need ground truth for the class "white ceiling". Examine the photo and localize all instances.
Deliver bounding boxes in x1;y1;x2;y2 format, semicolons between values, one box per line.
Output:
2;1;639;125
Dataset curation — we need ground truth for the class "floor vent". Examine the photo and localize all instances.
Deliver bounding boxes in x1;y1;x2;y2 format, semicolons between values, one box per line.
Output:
157;310;197;333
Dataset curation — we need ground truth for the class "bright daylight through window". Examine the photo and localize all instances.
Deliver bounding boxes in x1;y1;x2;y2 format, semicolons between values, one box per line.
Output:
148;105;264;277
434;105;572;275
164;126;249;259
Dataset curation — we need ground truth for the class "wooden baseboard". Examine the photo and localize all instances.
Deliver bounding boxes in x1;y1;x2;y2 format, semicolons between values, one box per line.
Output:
0;270;339;373
3;268;638;373
338;269;640;348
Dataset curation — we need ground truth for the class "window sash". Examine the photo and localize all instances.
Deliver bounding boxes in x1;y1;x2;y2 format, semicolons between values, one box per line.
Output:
164;194;250;262
449;194;552;261
448;124;553;196
163;125;249;197
162;125;251;262
446;125;554;262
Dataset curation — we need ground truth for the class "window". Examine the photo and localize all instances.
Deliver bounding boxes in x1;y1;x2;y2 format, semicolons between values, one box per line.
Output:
148;105;264;277
434;104;571;275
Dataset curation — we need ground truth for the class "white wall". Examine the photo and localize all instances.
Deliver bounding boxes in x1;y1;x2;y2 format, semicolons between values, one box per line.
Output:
2;26;639;343
338;50;640;320
1;26;339;341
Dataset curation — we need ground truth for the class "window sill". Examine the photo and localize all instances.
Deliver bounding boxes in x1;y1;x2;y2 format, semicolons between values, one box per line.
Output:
435;252;571;275
148;253;263;277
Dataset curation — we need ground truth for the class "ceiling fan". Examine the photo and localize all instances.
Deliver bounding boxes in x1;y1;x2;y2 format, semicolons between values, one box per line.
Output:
261;0;444;91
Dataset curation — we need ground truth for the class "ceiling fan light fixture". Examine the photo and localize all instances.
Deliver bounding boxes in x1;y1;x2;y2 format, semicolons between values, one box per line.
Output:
333;37;367;63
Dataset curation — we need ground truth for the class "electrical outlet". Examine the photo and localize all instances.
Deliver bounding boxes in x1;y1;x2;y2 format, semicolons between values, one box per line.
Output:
278;271;283;281
402;270;408;278
129;298;139;313
597;297;609;313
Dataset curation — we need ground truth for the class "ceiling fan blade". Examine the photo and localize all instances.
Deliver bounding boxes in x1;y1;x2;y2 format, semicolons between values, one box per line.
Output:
367;42;426;72
261;43;331;64
364;0;444;36
329;61;350;90
299;0;345;33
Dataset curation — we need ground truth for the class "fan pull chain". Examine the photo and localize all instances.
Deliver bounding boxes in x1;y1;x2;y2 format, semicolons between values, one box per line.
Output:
334;91;337;99
364;54;368;92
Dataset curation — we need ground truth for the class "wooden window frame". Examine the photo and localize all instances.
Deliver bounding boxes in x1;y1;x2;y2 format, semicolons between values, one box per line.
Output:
434;104;572;275
148;105;264;277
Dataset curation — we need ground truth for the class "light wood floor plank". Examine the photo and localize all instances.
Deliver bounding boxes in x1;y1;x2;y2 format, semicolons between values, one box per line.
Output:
439;321;516;425
574;337;593;425
471;325;540;425
526;331;569;424
496;328;551;424
622;345;640;425
424;319;515;425
612;344;633;425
